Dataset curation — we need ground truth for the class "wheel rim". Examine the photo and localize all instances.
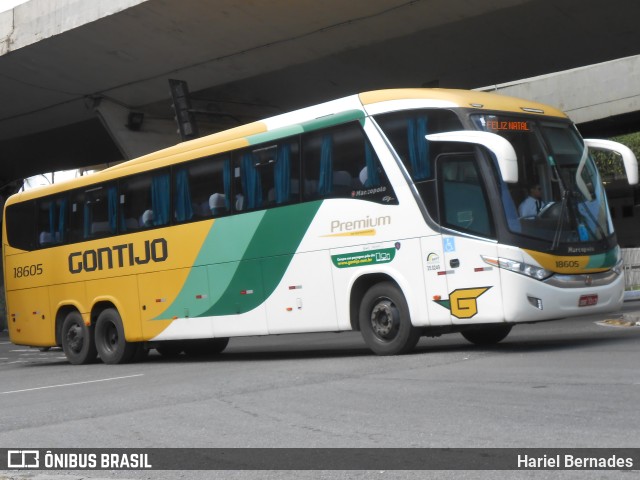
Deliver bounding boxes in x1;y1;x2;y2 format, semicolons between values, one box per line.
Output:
104;322;118;353
66;324;84;354
370;298;400;341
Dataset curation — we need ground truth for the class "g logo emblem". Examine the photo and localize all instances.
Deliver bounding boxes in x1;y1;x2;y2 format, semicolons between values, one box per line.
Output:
434;287;491;319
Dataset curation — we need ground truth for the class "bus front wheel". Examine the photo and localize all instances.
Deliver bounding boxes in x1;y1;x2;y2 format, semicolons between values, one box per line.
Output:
461;324;512;345
359;282;420;355
95;308;137;364
61;311;97;365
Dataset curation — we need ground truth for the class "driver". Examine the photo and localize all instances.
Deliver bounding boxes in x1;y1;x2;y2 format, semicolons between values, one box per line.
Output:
518;184;545;218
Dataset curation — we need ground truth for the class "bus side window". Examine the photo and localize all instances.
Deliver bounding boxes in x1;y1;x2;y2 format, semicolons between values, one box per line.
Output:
302;122;396;204
438;154;494;238
235;138;299;212
174;155;231;222
68;183;117;242
374;109;464;217
121;170;170;230
373;109;463;182
36;196;67;247
5;201;36;251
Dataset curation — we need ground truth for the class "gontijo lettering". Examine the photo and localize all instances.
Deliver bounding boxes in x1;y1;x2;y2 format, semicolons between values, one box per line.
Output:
68;238;168;274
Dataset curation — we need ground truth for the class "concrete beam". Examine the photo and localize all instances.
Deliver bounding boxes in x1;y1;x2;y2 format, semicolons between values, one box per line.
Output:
0;0;147;55
477;55;640;125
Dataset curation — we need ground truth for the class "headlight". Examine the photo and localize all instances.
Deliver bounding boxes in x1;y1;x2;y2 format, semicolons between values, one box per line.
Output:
612;258;624;276
482;255;553;281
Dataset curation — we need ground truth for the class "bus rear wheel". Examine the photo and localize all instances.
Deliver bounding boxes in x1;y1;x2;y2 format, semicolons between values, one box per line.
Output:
461;324;512;345
359;282;420;355
95;308;137;364
61;311;97;365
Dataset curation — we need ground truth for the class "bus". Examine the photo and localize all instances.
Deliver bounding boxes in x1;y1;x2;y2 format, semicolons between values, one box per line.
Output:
3;88;638;364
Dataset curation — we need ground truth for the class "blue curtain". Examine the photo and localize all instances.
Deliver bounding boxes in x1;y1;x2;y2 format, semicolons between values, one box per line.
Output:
500;181;521;233
175;168;193;222
364;141;380;187
58;198;67;242
241;152;262;209
318;134;333;195
48;201;55;238
223;157;232;210
152;173;170;226
408;117;430;180
108;186;118;234
83;201;91;239
275;144;291;203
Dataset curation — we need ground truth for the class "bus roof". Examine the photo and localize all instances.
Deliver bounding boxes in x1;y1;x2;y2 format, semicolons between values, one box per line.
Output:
359;88;568;118
5;88;568;204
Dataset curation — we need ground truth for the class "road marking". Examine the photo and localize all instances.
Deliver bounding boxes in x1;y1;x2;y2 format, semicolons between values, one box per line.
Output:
0;374;144;395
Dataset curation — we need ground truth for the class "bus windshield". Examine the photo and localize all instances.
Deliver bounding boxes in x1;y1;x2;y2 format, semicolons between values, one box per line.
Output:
471;114;612;247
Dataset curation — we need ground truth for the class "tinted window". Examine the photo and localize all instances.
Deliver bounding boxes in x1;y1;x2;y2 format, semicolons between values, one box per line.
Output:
438;154;494;238
36;196;68;246
120;170;170;230
174;155;231;222
234;139;300;212
69;183;117;242
5;201;36;250
374;109;463;182
302;122;396;204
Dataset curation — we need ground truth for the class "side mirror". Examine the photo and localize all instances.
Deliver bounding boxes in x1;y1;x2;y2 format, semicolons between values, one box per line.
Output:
426;131;518;183
584;138;638;185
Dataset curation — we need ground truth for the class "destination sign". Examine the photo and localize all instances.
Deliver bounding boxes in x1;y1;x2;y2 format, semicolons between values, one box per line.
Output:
485;120;531;132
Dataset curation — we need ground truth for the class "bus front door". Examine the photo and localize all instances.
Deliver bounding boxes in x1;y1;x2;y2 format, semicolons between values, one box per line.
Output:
436;153;504;325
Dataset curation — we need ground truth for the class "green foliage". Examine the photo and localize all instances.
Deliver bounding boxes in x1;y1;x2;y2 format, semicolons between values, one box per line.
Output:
592;132;640;181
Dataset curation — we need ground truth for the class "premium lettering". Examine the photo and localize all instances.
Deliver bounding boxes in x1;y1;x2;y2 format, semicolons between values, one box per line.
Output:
330;215;391;233
68;238;168;274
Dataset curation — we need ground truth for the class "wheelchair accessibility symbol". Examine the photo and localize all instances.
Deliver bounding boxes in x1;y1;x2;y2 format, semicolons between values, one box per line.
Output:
443;237;456;253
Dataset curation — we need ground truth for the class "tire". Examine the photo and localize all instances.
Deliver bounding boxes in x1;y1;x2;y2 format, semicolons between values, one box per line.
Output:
461;324;512;345
61;311;97;365
156;341;184;358
131;342;149;363
183;338;229;357
359;282;421;355
94;308;137;364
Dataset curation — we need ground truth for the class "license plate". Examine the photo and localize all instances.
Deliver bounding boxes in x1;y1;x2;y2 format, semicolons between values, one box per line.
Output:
578;294;598;307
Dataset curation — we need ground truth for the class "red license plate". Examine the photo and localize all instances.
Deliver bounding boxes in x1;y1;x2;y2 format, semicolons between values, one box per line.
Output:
578;294;598;307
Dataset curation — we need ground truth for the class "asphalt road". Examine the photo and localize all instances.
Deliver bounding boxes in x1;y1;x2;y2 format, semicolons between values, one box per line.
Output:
0;303;639;480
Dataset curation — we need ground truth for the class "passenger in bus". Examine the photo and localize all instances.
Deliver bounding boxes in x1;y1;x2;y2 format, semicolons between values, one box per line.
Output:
359;166;368;187
235;193;244;211
39;231;53;245
209;193;226;216
518;184;545;218
141;209;154;227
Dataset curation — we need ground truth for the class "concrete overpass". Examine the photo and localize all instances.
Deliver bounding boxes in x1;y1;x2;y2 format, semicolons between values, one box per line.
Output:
477;55;640;138
1;0;640;188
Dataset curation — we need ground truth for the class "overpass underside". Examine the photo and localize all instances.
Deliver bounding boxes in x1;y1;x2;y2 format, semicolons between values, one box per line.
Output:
0;0;639;183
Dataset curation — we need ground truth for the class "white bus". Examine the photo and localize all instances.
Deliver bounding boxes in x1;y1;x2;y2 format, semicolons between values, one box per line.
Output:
3;88;637;364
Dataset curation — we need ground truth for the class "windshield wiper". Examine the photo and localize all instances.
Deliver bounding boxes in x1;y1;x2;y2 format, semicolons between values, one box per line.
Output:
551;189;569;251
547;154;570;251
